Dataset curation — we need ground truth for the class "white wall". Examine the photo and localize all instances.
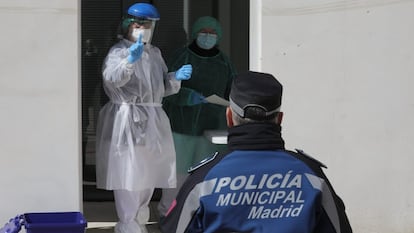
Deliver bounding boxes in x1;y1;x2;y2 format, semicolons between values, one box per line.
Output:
253;0;414;232
1;0;412;231
0;0;81;222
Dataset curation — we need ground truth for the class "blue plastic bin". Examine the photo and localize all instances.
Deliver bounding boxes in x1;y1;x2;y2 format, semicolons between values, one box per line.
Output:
0;212;87;233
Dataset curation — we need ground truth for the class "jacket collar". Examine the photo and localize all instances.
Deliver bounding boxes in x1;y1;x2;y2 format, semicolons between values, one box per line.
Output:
227;122;285;151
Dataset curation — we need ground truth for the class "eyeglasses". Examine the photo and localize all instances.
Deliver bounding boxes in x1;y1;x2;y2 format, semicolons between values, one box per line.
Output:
199;28;217;35
131;17;153;26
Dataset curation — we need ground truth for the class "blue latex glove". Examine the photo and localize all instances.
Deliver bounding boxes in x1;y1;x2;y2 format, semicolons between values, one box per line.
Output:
188;90;207;105
127;34;144;63
175;64;192;80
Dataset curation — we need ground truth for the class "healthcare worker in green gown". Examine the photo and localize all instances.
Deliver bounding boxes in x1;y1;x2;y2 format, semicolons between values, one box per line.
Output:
158;16;237;218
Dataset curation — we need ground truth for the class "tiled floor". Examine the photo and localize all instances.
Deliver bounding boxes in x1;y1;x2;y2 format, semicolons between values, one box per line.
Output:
84;201;162;233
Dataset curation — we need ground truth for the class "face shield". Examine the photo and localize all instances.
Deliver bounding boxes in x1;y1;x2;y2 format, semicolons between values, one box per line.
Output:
128;17;157;44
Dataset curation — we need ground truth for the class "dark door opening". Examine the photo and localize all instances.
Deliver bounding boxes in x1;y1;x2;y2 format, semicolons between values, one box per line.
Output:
81;0;249;202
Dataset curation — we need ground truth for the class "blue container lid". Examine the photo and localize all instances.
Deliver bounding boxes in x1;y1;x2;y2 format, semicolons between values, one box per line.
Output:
23;212;87;226
23;212;87;233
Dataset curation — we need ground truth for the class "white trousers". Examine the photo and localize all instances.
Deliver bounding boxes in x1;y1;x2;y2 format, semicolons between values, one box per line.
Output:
158;173;188;217
114;189;154;233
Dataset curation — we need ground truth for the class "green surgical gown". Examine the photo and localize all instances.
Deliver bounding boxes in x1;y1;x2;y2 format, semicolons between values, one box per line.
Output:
163;45;236;173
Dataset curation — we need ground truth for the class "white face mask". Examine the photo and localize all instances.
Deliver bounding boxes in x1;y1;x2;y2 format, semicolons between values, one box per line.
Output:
132;28;152;43
196;33;218;50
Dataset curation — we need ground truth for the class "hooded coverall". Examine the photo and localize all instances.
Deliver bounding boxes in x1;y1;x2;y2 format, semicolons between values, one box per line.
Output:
96;38;180;233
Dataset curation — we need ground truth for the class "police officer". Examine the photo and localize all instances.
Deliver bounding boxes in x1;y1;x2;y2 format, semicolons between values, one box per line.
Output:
160;71;353;233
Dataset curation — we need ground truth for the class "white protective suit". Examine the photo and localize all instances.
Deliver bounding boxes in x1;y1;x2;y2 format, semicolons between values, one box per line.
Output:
96;38;179;192
96;38;180;233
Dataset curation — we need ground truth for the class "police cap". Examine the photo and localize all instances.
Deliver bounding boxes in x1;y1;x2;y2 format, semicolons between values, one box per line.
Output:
229;71;283;120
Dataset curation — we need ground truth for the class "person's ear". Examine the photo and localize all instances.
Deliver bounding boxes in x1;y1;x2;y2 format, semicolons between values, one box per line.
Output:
276;112;284;124
226;107;234;127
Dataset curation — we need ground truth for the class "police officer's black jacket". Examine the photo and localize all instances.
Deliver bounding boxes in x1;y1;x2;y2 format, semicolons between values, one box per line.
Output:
161;122;353;233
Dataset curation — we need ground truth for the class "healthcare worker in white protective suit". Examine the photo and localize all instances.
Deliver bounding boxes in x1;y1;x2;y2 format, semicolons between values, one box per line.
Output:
95;3;192;233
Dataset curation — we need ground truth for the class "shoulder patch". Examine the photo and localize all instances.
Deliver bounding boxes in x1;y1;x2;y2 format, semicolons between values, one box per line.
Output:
187;152;219;173
295;149;327;168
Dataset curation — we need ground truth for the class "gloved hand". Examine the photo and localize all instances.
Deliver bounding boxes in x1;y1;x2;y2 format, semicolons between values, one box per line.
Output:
175;64;192;80
188;90;207;105
127;34;144;63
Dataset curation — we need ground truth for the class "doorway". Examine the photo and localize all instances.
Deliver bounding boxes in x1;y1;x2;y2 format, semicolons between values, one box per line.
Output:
81;0;249;227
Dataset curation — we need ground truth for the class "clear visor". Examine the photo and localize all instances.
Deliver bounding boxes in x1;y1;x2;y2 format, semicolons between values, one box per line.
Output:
130;17;156;29
130;20;156;44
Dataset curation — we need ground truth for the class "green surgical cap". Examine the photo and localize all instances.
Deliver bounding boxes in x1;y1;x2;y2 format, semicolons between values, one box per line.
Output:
191;16;222;41
122;18;135;32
